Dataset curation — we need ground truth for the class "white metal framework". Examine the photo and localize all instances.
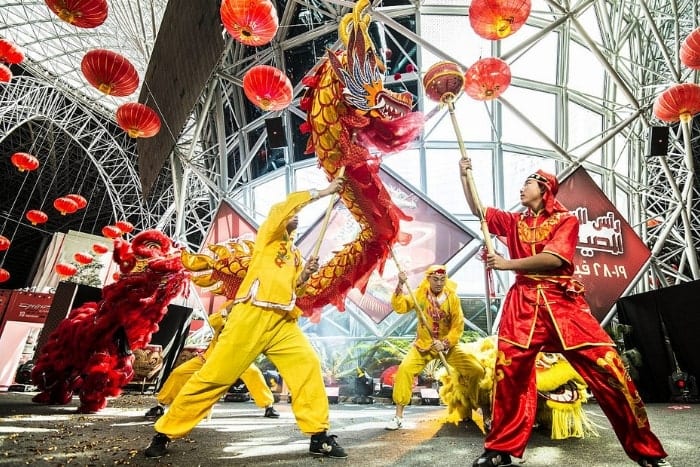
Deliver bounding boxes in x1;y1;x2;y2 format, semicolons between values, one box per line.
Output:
1;1;698;349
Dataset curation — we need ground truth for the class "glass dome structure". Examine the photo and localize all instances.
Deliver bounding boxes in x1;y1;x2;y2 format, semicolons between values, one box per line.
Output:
1;0;699;363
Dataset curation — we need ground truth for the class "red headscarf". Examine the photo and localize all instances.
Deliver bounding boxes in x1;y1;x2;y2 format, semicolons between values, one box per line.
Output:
526;169;568;214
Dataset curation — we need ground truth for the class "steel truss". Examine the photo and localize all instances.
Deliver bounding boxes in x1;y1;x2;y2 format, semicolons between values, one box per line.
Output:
1;1;699;351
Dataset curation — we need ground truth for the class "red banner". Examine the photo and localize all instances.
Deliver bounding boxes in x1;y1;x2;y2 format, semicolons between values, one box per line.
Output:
557;167;650;321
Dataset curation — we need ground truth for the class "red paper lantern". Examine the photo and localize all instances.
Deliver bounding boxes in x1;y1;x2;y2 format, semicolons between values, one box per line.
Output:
66;194;87;209
0;268;9;283
55;262;78;277
115;220;134;234
81;49;139;96
0;64;12;83
102;225;122;239
10;152;40;172
0;39;25;65
74;252;94;265
220;0;279;47
53;197;79;215
464;57;512;100
116;103;161;138
44;0;108;29
653;83;700;123
680;27;700;70
243;65;293;111
469;0;531;40
26;210;48;225
92;243;109;254
0;235;10;251
422;61;465;103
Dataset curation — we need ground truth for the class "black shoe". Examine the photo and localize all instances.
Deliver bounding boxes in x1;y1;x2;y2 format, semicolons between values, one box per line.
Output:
144;405;164;419
264;406;280;418
638;458;670;467
144;433;170;458
309;432;347;458
472;450;512;467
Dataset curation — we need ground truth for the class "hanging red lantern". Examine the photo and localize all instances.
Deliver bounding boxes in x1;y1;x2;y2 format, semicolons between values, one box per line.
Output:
653;83;700;123
423;61;465;104
0;64;12;83
115;220;134;234
0;39;25;65
220;0;279;47
102;225;122;239
469;0;531;40
10;152;40;172
81;49;139;96
0;268;9;283
74;252;94;265
92;243;109;254
243;65;293;111
464;57;512;101
66;194;87;209
680;27;700;70
115;103;161;138
26;210;48;225
55;262;78;277
53;197;79;215
0;235;10;251
44;0;108;29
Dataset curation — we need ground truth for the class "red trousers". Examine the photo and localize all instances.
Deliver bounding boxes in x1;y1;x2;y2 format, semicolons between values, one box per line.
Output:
485;310;667;462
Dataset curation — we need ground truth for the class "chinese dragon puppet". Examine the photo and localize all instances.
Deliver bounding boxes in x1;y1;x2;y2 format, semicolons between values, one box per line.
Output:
439;337;598;440
31;230;188;413
184;0;423;319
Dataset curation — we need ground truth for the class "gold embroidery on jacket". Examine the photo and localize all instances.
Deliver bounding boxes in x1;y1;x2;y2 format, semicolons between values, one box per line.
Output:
517;212;562;244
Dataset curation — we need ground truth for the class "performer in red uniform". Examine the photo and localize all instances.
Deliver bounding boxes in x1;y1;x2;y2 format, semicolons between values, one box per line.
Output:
459;159;668;467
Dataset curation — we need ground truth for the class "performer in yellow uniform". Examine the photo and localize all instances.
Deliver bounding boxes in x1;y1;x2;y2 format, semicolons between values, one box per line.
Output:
385;265;485;430
145;307;279;419
144;178;347;459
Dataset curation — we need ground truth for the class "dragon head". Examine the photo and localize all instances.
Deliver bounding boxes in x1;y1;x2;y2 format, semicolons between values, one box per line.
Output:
329;0;413;120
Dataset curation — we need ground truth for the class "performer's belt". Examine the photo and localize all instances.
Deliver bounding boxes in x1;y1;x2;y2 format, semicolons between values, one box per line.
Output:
516;274;585;298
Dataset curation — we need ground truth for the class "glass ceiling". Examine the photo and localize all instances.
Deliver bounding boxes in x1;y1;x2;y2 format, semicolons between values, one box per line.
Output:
1;0;699;344
1;0;167;115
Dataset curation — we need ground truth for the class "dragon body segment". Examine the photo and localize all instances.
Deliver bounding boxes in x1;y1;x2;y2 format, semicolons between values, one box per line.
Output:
296;0;423;314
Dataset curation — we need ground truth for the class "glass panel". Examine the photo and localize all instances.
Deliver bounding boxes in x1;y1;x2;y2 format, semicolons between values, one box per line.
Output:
501;87;556;147
419;15;483;68
426;148;491;212
506;25;558;83
568;101;603;154
384;149;421;187
501;153;556;209
568;41;604;96
426;98;493;142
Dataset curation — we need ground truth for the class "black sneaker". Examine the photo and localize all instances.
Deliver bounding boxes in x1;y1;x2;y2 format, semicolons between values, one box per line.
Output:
309;432;347;458
638;458;670;467
264;406;280;418
144;405;164;419
472;450;513;466
144;433;170;458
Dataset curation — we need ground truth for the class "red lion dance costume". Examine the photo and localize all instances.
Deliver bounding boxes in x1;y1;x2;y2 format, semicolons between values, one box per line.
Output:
31;230;189;413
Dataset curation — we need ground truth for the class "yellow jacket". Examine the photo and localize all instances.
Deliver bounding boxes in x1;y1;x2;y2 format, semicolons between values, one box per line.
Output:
391;281;464;353
234;191;313;312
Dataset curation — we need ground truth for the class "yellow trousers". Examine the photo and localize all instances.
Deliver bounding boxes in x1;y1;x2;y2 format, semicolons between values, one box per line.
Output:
157;358;273;409
155;301;329;438
393;345;485;407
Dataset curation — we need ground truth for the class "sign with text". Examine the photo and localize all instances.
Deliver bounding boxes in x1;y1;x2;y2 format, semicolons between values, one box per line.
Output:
558;167;650;321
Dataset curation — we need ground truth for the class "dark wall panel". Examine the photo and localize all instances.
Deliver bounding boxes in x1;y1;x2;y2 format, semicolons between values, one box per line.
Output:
616;280;700;402
137;0;226;196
